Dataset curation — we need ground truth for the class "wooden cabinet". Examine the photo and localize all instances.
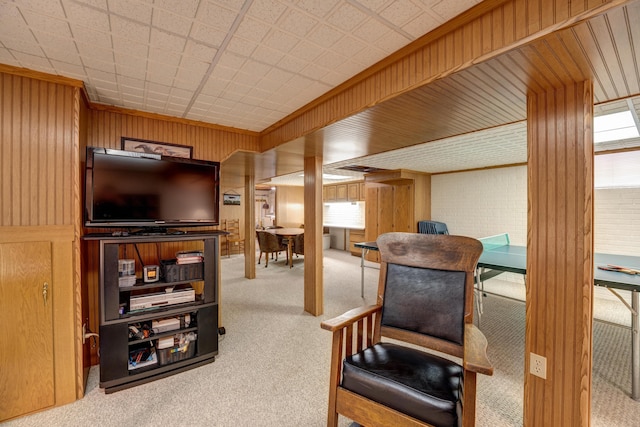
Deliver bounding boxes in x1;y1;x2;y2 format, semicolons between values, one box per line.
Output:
0;242;54;420
349;229;365;256
323;181;364;202
86;232;222;393
364;170;431;262
347;183;359;201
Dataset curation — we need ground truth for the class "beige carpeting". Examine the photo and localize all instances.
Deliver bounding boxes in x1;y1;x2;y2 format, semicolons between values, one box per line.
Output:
5;249;640;426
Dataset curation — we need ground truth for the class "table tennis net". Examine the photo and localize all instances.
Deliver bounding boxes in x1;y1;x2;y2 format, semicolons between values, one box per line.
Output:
479;233;510;250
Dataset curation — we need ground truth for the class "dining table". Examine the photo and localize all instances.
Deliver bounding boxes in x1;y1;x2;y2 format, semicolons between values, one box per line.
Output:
264;228;304;268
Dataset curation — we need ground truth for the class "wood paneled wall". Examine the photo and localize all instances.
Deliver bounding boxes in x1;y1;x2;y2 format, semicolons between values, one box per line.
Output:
86;109;259;162
1;72;78;227
526;81;594;426
261;0;624;150
0;68;83;411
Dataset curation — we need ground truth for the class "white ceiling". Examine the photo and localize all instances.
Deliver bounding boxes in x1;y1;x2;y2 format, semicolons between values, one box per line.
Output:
0;0;482;132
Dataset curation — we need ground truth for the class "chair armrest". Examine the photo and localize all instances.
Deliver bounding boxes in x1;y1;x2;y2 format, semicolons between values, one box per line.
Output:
463;324;494;376
320;305;381;332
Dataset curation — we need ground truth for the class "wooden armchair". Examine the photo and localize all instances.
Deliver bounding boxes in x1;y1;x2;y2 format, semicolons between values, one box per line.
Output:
256;230;287;267
321;232;493;427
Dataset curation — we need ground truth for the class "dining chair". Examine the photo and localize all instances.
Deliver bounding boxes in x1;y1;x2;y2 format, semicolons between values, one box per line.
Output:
256;230;287;267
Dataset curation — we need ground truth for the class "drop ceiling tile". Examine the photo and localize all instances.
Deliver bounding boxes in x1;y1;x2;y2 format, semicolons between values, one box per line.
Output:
116;63;147;80
380;0;423;26
278;8;319;37
327;2;369;32
154;0;199;18
200;79;229;97
76;43;113;64
12;51;52;69
146;69;176;86
247;0;288;25
34;32;77;54
41;46;82;65
263;29;301;54
64;1;111;32
148;47;181;67
373;29;410;54
234;16;272;43
152;9;193;37
170;88;193;100
306;24;343;48
295;0;340;18
172;77;200;91
184;40;217;62
195;2;237;31
276;54;307;73
299;63;330;81
225;36;257;57
0;47;16;63
118;75;144;89
233;70;263;87
331;35;366;58
112;38;148;60
150;29;186;53
71;26;113;49
352;18;392;43
316;50;349;70
107;0;152;23
189;22;227;47
110;16;151;44
88;68;117;84
2;36;42;56
287;40;323;62
402;12;442;38
250;45;284;66
22;11;71;37
14;0;66;18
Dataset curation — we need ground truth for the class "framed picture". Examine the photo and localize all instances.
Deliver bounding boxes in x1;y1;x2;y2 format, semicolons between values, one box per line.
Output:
121;137;192;159
223;193;241;205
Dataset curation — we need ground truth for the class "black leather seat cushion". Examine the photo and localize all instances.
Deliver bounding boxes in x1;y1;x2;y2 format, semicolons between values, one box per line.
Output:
341;342;463;427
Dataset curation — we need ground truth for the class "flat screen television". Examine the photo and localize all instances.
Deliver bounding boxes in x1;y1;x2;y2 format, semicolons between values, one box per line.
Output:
84;147;220;230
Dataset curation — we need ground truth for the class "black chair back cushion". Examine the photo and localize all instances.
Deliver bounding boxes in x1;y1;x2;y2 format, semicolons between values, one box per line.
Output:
381;263;466;346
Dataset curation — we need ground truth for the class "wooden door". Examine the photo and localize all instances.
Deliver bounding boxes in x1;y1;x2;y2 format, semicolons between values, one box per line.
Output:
0;242;54;421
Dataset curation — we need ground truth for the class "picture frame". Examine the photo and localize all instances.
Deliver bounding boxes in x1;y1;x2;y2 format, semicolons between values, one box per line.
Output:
121;137;193;159
223;193;241;205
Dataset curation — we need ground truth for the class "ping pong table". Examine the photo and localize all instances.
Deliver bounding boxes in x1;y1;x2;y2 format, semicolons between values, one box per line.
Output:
355;235;640;400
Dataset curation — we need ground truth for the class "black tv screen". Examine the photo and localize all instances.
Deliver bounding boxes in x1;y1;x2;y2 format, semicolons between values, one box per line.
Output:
84;147;220;229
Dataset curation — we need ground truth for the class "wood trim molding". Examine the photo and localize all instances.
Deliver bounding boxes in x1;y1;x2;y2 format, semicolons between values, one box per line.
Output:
0;226;75;243
0;63;84;88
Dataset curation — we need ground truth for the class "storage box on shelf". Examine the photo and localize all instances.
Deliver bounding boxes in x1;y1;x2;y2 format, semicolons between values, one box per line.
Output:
84;231;224;393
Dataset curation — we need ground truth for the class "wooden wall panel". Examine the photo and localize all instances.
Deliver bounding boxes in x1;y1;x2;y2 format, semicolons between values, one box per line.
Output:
261;0;623;150
525;81;593;427
1;72;77;227
85;109;259;163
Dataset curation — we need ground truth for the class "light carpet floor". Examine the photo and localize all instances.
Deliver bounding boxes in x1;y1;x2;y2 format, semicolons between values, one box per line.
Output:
5;249;640;426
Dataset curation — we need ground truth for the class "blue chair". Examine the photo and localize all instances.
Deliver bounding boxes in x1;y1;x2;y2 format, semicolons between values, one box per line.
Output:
418;220;449;235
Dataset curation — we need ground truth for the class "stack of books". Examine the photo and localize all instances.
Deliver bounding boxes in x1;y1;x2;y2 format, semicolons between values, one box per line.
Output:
176;250;203;265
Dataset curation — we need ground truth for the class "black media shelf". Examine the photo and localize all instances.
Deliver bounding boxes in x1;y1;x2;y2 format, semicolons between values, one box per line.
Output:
85;232;224;393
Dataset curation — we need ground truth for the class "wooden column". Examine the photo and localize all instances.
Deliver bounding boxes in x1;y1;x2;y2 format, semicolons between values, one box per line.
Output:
525;81;593;426
303;156;323;316
244;174;255;279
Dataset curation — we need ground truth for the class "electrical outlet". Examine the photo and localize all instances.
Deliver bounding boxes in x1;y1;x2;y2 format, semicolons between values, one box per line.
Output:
530;352;547;379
